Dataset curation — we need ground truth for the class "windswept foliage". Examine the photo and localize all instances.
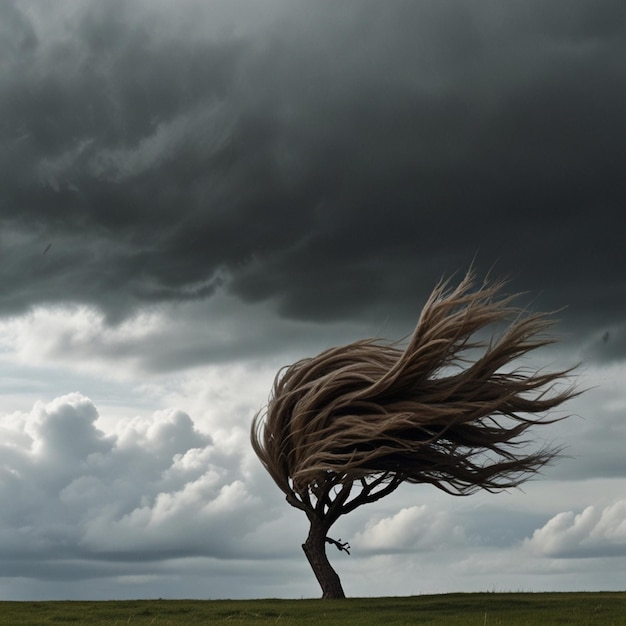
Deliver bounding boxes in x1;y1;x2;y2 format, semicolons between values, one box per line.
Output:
251;272;579;598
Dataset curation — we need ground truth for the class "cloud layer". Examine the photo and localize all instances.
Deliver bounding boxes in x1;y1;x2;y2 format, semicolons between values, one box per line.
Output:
1;390;624;597
526;501;626;558
1;0;624;349
0;393;267;579
353;505;467;553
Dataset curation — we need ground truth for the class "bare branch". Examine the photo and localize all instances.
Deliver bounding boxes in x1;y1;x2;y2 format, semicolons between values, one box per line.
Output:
326;537;350;555
340;475;403;516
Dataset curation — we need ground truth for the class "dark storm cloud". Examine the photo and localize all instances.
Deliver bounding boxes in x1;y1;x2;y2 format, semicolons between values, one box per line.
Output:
1;1;624;348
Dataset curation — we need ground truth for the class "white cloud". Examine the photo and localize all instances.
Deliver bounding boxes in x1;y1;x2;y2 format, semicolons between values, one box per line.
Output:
0;294;373;380
0;393;270;575
525;500;626;558
353;504;467;554
0;305;164;378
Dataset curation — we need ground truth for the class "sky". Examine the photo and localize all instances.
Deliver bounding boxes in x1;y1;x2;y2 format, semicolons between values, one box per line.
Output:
1;0;625;600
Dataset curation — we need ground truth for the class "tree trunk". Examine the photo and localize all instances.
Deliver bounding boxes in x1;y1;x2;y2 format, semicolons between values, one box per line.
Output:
302;517;346;599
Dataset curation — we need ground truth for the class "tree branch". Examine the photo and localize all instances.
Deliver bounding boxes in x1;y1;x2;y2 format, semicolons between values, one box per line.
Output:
340;474;403;516
326;481;353;525
286;492;310;513
326;537;350;555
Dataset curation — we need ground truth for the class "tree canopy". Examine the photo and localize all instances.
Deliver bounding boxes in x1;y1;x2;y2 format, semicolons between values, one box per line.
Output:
251;273;579;598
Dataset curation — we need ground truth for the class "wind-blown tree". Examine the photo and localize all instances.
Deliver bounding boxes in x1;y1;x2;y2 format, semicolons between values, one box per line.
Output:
251;273;579;599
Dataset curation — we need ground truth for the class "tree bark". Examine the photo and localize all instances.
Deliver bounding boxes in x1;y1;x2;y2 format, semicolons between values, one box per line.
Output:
302;516;346;599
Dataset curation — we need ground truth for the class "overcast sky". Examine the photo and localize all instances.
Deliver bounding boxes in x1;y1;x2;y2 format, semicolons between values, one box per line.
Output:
1;0;625;600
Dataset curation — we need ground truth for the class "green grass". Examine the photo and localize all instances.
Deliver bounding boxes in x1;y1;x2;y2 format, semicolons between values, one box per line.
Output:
1;592;625;625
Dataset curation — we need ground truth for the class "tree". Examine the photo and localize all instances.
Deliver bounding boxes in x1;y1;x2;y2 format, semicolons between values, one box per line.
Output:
251;273;579;599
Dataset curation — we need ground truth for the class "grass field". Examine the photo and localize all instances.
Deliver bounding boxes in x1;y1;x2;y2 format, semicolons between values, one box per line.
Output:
1;592;625;625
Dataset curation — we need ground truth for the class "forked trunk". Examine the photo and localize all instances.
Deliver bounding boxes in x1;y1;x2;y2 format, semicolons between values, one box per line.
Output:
302;517;346;599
